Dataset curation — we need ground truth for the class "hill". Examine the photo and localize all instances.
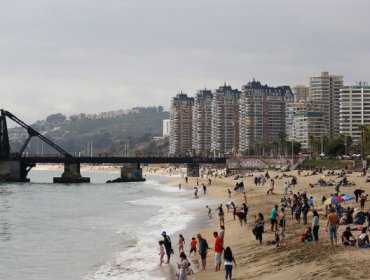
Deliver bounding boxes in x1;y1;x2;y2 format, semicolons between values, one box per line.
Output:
8;107;169;156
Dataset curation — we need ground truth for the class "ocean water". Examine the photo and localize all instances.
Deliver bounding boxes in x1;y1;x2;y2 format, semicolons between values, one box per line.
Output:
0;170;210;280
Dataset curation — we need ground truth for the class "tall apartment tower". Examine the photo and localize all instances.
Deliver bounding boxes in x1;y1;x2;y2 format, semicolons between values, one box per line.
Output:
192;88;213;156
169;92;194;156
239;80;294;153
339;82;370;142
211;84;241;156
309;71;343;139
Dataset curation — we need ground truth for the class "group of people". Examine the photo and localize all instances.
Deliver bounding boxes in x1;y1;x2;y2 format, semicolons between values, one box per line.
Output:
158;230;237;280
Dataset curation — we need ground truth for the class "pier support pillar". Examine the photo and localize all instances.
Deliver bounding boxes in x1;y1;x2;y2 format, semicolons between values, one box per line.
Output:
53;163;90;183
120;163;145;182
0;161;34;182
187;163;200;177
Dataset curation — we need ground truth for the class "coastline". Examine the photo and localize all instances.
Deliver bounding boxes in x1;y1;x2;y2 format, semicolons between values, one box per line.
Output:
29;164;370;279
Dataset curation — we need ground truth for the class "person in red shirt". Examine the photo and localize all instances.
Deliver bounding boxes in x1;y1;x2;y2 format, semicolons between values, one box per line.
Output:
189;237;198;256
213;231;224;272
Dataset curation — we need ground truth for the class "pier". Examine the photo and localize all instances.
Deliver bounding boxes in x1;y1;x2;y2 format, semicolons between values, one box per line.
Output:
0;109;226;183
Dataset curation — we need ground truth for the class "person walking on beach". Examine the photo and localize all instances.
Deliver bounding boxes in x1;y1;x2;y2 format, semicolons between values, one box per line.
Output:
224;247;237;280
203;184;207;195
206;205;212;218
326;208;339;246
228;188;232;198
178;234;185;253
213;231;224;272
189;237;197;256
278;207;286;231
270;205;278;232
161;231;173;263
197;234;209;270
158;240;165;266
254;213;264;244
312;210;320;243
243;191;247;203
218;204;225;226
194;187;199;199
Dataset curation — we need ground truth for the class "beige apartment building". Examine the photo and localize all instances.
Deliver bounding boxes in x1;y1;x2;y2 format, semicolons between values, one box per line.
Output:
211;84;240;156
169;92;194;156
239;80;293;153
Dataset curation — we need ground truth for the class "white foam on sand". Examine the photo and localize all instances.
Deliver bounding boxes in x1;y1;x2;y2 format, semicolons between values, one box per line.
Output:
87;182;204;280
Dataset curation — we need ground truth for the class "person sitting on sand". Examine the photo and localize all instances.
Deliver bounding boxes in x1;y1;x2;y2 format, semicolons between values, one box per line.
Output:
357;228;370;248
301;227;313;243
342;226;356;246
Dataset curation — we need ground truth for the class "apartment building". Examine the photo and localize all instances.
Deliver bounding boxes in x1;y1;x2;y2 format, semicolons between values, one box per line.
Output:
239;80;293;153
293;111;325;150
309;71;343;139
339;82;370;142
211;84;241;156
192;89;213;156
169;92;194;156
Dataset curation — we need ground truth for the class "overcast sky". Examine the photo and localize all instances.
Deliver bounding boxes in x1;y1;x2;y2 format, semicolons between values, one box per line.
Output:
1;0;370;123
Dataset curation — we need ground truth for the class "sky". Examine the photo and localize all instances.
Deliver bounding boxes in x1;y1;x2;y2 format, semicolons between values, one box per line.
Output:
1;0;370;123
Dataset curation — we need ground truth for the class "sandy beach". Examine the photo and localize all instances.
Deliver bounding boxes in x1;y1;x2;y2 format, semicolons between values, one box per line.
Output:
159;167;370;280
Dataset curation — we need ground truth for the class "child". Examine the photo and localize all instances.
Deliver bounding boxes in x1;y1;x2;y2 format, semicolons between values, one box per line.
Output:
178;234;185;253
189;237;198;256
158;240;165;266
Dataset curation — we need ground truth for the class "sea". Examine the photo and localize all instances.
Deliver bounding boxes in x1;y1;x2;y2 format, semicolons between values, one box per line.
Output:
0;169;213;280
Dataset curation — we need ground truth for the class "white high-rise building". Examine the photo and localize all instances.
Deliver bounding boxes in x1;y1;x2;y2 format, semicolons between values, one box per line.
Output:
339;82;370;142
192;89;213;156
163;119;170;137
309;71;343;139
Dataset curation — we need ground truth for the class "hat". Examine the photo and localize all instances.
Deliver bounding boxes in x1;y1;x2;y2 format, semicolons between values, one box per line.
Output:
161;231;166;236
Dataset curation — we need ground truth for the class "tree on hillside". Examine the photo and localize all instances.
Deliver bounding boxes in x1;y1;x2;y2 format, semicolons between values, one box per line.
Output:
46;113;67;123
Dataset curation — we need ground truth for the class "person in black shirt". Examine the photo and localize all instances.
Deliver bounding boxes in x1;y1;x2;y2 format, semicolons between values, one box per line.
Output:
341;227;356;246
161;231;173;263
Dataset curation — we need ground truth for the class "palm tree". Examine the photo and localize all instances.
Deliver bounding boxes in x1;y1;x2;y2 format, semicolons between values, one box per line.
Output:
359;125;369;159
278;131;287;156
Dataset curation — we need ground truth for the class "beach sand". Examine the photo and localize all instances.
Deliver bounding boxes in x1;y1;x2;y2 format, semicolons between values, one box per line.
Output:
168;168;370;280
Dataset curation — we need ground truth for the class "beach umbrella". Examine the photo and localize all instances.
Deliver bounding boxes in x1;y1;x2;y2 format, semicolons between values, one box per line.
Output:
340;194;355;201
324;195;345;205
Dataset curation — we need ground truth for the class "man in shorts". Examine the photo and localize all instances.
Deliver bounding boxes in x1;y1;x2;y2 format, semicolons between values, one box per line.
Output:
326;208;339;246
197;234;209;270
213;231;224;272
270;205;278;231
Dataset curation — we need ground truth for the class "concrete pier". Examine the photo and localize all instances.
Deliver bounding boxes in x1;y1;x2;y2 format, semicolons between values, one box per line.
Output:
53;163;90;183
107;163;145;183
0;161;33;182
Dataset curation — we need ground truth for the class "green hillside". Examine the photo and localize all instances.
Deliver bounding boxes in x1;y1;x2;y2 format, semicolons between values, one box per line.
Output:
8;107;169;156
